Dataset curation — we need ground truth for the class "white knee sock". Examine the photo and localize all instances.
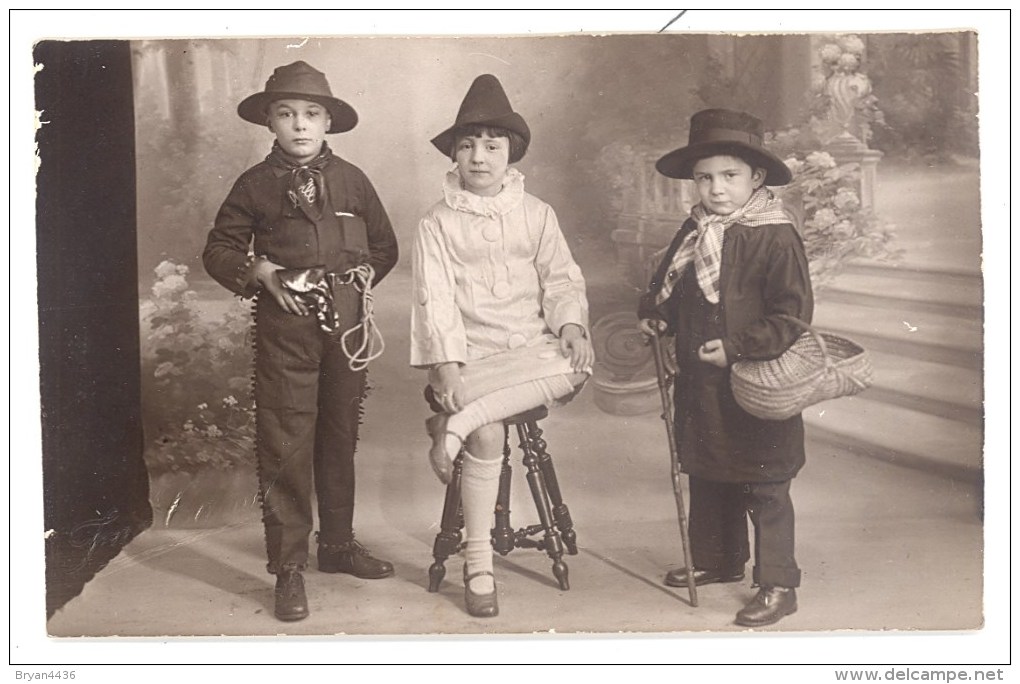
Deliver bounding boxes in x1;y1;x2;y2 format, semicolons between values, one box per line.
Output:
460;448;503;593
447;374;577;446
451;374;578;594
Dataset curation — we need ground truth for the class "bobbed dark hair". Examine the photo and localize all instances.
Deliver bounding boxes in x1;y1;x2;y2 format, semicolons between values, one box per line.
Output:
448;124;529;164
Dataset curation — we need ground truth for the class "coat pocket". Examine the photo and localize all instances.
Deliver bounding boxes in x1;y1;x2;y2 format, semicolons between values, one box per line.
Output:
336;213;369;261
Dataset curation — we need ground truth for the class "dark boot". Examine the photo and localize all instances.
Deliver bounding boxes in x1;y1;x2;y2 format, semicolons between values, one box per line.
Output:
735;586;797;627
318;538;395;579
274;568;309;622
664;566;745;588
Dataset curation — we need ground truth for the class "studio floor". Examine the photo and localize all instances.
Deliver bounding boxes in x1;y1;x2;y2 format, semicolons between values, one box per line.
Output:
44;160;993;656
46;383;983;638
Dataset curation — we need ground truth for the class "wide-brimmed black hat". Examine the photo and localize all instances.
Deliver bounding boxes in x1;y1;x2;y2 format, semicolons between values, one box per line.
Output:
655;108;792;186
237;61;357;134
430;74;531;163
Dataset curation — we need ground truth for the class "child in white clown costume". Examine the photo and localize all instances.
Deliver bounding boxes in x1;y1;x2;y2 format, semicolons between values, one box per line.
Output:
410;74;594;618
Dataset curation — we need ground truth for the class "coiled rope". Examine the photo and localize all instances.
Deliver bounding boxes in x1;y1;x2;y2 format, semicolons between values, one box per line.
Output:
337;263;385;371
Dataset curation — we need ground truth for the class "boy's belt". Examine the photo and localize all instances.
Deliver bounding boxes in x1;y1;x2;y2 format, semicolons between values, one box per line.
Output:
276;264;385;371
277;266;344;334
325;270;361;288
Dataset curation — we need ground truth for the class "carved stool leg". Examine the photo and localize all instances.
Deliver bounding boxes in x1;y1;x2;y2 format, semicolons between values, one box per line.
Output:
530;426;578;555
518;421;569;591
428;451;465;592
491;426;515;556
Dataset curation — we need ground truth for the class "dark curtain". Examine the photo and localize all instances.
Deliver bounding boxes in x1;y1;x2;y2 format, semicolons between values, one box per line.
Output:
35;40;152;619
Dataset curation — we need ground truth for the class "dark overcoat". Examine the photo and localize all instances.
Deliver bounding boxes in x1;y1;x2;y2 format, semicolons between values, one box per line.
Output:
638;217;813;482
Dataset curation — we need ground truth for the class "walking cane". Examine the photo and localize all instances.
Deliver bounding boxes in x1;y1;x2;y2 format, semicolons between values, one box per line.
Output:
649;326;698;606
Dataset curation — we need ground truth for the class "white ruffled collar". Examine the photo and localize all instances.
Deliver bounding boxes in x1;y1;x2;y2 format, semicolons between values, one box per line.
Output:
442;166;525;218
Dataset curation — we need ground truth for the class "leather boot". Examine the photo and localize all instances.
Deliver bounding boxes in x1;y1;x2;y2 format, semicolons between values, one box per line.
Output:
274;567;309;621
664;566;745;588
317;537;395;579
735;586;797;627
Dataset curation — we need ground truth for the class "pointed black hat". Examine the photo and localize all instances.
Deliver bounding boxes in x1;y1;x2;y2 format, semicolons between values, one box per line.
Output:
430;74;531;163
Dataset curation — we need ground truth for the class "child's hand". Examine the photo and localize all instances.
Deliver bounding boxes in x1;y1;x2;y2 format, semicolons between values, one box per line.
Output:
697;339;729;367
429;362;465;413
559;324;595;373
638;318;668;337
255;258;309;316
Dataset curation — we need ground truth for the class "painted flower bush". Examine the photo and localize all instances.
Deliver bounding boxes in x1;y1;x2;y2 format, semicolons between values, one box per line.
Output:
767;140;899;285
140;260;255;472
767;35;898;285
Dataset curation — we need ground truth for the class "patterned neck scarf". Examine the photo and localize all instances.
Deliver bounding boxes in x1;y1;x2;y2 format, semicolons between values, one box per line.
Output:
266;141;333;221
656;186;789;305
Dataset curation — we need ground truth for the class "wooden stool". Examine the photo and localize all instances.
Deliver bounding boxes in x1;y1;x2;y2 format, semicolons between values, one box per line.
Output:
426;404;578;593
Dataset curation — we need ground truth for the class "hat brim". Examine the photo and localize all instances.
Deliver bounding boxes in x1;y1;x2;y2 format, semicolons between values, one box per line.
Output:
237;91;358;134
430;112;531;163
656;140;792;186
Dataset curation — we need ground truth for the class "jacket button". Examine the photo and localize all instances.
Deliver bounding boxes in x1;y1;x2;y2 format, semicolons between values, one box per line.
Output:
507;333;526;349
492;281;511;298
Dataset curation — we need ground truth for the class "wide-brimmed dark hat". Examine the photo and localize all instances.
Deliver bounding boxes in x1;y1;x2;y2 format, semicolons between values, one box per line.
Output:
237;61;357;134
655;108;792;186
430;74;531;163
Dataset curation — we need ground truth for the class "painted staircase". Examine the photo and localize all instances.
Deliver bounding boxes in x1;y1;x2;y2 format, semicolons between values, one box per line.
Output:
592;159;984;485
805;260;983;483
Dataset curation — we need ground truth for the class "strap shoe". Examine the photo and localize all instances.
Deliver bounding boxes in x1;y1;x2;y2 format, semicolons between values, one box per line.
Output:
464;568;499;618
425;413;463;484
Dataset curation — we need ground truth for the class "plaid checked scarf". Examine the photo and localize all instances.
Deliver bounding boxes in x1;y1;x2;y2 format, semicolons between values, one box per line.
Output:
266;141;332;221
655;187;789;305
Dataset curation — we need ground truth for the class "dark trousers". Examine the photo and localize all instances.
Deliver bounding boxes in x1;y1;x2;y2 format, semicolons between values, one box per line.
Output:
254;297;366;573
688;475;801;588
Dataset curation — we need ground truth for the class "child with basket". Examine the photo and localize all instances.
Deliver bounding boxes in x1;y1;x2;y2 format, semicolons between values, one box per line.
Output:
637;108;813;627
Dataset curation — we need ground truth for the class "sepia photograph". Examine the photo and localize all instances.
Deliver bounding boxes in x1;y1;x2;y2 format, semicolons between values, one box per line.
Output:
13;8;1010;673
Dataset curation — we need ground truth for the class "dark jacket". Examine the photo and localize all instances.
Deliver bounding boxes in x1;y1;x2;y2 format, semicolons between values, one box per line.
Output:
203;153;398;298
638;217;814;482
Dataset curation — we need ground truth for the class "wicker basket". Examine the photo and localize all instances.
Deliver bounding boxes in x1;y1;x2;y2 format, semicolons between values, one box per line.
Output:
730;315;874;420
